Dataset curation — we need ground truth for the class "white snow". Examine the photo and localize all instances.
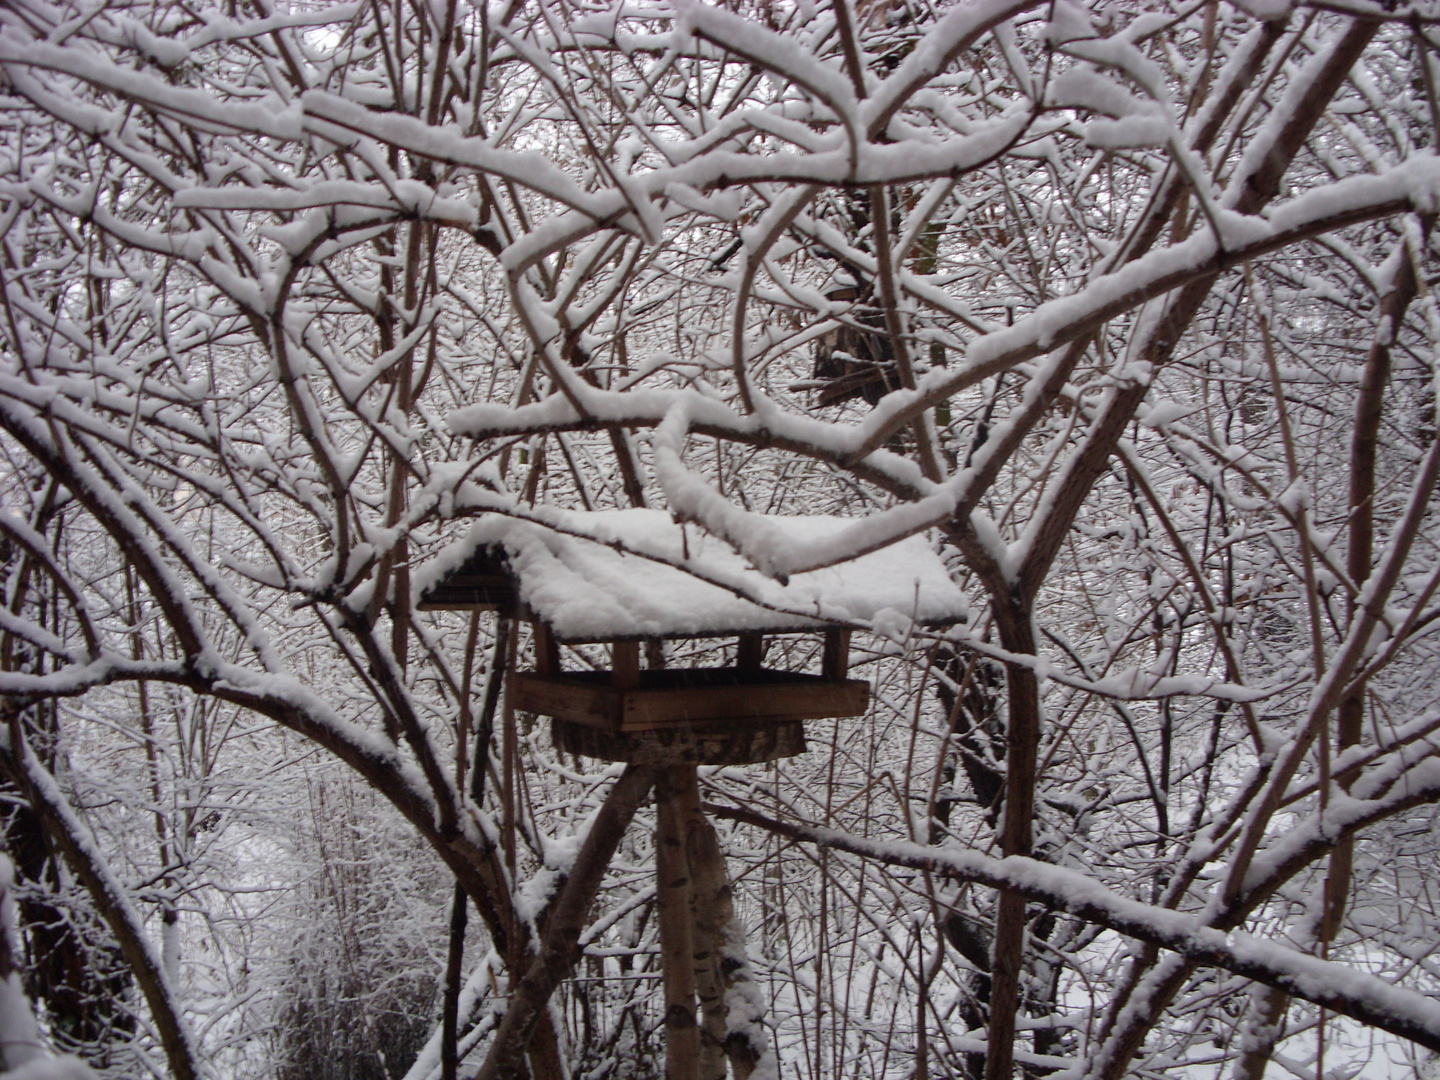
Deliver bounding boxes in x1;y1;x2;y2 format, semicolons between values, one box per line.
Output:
418;509;969;642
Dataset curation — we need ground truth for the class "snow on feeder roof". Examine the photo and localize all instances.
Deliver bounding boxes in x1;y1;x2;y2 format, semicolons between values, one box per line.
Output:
416;508;968;642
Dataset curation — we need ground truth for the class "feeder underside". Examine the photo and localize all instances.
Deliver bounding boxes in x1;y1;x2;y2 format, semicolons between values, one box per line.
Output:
551;716;806;765
509;667;868;733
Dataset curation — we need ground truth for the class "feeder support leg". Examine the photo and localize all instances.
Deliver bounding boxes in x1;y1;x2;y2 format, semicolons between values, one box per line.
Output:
657;766;701;1080
676;777;739;1079
822;628;851;682
674;765;770;1080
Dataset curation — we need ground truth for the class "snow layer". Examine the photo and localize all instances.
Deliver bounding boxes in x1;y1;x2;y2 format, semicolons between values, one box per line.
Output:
420;509;968;642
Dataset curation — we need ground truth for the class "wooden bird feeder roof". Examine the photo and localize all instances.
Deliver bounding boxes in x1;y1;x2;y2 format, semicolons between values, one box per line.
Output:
415;509;968;642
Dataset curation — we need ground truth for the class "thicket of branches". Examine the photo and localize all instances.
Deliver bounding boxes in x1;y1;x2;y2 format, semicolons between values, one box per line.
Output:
1;0;1440;1077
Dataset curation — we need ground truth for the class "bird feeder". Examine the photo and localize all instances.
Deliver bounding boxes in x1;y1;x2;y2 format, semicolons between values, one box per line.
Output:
418;509;967;1077
418;509;968;766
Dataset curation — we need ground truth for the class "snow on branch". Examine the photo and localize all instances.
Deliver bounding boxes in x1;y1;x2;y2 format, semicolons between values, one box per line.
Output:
706;801;1440;1055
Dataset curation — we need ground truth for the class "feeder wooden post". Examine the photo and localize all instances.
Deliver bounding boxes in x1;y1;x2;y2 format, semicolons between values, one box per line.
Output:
612;640;641;690
656;765;700;1080
533;621;560;676
675;773;735;1080
822;627;850;682
736;633;763;674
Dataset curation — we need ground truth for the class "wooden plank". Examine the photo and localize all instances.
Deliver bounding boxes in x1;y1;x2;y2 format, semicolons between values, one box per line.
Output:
822;628;851;681
735;633;763;674
613;641;641;690
620;679;867;731
509;673;619;729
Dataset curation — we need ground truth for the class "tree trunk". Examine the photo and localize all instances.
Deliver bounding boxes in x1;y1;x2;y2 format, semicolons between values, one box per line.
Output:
985;603;1041;1080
